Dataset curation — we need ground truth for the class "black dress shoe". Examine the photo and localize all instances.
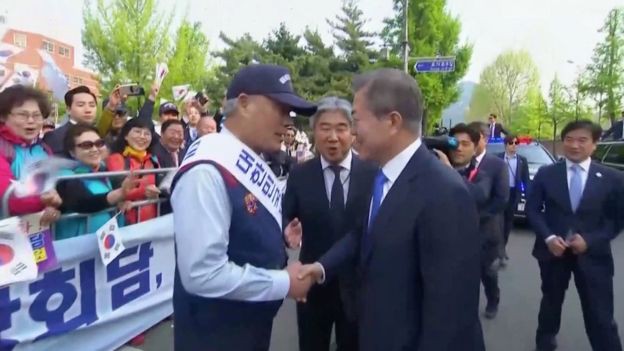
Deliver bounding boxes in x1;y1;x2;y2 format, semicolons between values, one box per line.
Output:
484;303;498;319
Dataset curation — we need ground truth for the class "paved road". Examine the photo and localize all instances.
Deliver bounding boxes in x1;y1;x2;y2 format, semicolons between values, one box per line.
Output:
133;225;624;351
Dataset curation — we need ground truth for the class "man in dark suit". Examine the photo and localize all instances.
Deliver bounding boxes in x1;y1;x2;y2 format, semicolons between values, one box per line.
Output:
152;119;186;168
498;134;530;264
488;113;508;139
468;121;510;319
602;111;624;140
44;86;116;154
527;120;624;351
283;97;376;351
298;69;485;351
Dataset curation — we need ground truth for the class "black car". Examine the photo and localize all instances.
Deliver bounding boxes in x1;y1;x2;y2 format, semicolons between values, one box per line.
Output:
486;140;556;217
593;141;624;172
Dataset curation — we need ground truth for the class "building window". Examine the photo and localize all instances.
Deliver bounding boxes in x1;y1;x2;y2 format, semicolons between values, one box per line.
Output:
58;46;70;58
42;40;54;53
13;33;27;48
72;76;83;85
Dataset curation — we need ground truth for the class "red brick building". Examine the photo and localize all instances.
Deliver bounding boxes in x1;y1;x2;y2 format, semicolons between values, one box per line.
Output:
1;28;99;97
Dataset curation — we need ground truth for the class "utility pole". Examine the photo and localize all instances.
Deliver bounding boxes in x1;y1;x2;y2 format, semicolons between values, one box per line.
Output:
402;0;409;73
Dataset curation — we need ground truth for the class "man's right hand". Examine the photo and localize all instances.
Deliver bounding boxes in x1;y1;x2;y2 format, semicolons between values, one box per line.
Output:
286;261;314;301
547;236;568;257
40;190;62;208
106;85;123;111
433;149;452;168
149;82;160;101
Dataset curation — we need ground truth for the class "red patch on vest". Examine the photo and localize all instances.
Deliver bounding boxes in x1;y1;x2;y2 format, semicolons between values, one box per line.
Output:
244;193;258;215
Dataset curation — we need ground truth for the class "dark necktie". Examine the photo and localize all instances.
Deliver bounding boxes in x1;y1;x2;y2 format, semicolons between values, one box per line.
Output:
330;165;345;231
361;170;388;258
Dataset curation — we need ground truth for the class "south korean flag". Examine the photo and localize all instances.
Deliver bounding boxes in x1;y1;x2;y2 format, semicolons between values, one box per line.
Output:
96;213;125;266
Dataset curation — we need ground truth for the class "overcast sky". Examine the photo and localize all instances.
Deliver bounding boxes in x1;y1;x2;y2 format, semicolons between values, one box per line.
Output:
1;0;622;88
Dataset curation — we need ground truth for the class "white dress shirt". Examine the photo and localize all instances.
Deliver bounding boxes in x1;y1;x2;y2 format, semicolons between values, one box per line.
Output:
378;138;423;204
171;144;290;302
475;149;486;168
545;157;591;244
505;153;518;188
320;151;352;205
317;138;422;283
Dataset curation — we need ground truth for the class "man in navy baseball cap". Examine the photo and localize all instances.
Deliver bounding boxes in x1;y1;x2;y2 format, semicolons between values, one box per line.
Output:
220;64;317;153
226;64;317;116
159;102;180;122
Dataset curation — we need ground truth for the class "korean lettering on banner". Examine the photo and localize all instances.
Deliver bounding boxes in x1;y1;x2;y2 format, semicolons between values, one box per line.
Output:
0;242;157;348
236;150;282;209
107;242;154;310
20;212;58;272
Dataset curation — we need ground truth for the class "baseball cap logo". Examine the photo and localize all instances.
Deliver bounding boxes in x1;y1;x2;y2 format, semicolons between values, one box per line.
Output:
279;74;291;85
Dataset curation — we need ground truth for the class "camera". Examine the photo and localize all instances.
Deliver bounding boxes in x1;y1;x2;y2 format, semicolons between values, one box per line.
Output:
423;136;458;159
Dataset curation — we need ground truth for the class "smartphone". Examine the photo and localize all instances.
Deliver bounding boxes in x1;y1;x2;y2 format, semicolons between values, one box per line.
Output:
118;84;145;97
195;91;209;106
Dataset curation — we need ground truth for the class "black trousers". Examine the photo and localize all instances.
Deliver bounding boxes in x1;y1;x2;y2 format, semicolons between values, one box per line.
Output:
536;255;622;351
297;280;358;351
481;239;500;305
502;189;518;256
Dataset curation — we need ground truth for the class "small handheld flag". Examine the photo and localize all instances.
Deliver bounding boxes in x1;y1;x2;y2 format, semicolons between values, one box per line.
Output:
96;213;125;266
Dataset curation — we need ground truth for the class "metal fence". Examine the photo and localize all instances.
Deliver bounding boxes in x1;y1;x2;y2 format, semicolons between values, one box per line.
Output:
1;168;177;239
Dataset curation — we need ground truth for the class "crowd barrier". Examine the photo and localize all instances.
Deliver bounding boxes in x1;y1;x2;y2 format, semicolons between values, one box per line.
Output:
0;168;177;350
0;215;175;351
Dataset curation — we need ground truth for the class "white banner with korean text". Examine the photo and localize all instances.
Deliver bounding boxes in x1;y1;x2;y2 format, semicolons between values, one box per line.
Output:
0;215;175;351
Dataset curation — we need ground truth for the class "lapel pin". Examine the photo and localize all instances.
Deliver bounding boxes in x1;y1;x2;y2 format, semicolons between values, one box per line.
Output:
596;172;602;178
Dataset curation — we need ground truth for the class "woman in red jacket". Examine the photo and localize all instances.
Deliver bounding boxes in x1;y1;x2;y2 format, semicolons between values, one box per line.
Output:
0;86;61;221
106;118;160;224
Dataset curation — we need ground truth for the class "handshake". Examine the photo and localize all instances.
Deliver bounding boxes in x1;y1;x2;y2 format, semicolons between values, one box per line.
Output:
283;217;325;301
285;261;324;302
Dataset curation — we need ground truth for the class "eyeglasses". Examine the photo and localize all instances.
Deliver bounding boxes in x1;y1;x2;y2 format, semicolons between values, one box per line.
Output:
507;141;519;145
76;140;106;150
10;111;44;121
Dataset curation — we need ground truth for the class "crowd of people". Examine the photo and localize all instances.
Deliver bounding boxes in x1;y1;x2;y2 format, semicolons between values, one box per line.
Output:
2;62;624;351
0;79;273;239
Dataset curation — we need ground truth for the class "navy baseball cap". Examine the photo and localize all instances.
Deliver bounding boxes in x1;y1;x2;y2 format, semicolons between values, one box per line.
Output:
159;102;179;115
226;64;317;116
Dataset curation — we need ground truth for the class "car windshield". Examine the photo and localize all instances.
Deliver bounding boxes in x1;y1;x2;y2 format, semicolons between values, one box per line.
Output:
486;143;554;165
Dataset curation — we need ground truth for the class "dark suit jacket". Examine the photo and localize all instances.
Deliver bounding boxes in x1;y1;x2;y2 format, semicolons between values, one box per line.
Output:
488;122;508;138
151;142;185;168
602;120;624;140
527;161;624;262
283;154;376;319
265;151;295;178
42;122;71;155
498;153;530;199
319;146;484;351
477;153;509;243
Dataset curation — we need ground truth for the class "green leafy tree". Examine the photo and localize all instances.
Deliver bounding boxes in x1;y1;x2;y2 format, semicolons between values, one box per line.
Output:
478;50;540;126
382;0;473;132
265;23;305;62
466;84;495;122
586;7;624;124
327;0;377;73
160;21;212;103
82;0;172;94
547;76;574;142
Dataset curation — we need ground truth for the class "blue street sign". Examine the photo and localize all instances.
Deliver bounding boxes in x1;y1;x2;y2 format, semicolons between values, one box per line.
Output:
413;57;456;73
